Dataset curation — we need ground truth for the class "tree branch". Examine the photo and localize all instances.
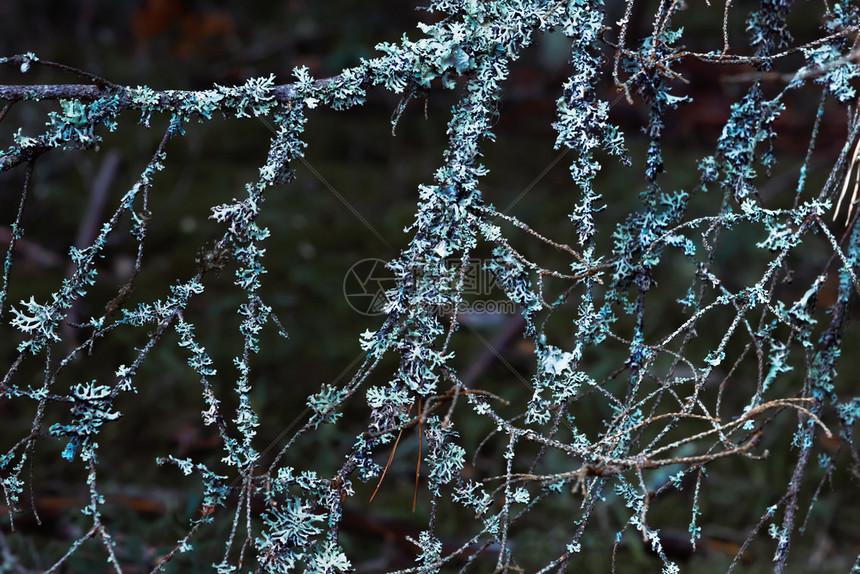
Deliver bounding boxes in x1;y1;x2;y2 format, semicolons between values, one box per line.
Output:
0;77;344;106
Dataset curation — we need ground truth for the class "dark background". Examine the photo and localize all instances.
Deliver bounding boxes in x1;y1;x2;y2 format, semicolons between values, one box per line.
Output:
0;1;858;572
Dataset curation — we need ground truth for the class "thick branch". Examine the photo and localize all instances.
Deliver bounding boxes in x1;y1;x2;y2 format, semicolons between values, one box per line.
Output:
0;77;343;106
0;75;352;173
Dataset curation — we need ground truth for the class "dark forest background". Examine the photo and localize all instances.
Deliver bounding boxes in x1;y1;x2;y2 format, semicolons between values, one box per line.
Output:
0;1;858;572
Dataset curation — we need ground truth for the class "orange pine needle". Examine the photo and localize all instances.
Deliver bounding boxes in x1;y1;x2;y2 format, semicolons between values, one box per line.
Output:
369;403;412;503
413;398;422;512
